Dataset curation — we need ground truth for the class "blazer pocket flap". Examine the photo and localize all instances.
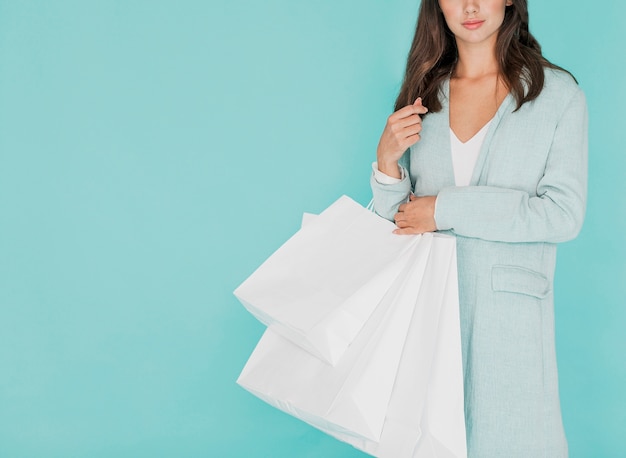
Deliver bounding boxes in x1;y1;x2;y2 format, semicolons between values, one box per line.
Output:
491;265;551;299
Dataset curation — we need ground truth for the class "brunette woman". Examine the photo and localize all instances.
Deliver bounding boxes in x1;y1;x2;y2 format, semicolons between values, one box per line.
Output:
371;0;587;456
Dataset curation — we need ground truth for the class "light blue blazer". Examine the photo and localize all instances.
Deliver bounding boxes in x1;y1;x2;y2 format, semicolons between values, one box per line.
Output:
371;68;587;457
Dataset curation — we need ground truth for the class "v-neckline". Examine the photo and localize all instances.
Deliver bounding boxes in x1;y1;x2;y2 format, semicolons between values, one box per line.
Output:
440;78;515;186
450;118;493;145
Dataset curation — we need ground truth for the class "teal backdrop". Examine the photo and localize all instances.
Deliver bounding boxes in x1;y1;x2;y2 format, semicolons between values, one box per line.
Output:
0;1;624;457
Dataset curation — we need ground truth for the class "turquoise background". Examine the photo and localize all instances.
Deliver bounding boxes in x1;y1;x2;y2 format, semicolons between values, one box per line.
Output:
0;1;623;456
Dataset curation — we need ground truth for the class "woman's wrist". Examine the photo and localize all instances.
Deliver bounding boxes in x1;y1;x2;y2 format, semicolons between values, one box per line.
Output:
376;158;401;179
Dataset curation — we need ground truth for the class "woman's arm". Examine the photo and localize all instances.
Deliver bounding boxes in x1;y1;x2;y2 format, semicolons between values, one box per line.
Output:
370;152;413;221
435;89;588;243
370;99;427;220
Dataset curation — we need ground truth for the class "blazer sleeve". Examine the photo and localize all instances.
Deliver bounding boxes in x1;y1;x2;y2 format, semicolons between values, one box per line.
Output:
434;88;588;243
370;150;412;221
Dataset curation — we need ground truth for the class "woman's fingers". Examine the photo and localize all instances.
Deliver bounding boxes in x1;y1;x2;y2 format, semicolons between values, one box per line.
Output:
387;120;422;150
411;97;428;113
393;227;422;235
389;104;428;123
377;98;428;164
402;123;422;138
388;112;423;148
395;113;422;129
393;196;437;234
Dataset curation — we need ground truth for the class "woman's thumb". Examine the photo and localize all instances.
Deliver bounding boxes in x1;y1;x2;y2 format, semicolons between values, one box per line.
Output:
414;97;428;112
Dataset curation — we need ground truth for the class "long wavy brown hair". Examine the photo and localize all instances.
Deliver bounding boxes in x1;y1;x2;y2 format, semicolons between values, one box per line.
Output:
394;0;573;113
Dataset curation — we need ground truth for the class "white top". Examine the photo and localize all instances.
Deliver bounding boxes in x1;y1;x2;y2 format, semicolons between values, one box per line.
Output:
449;119;492;186
373;119;493;187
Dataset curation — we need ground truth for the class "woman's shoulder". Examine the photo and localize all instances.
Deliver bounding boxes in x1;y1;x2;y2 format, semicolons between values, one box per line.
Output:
540;67;584;103
521;67;585;116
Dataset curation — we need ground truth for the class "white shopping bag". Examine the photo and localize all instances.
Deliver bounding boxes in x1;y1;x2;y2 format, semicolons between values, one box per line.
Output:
330;236;467;457
237;233;467;457
234;195;420;366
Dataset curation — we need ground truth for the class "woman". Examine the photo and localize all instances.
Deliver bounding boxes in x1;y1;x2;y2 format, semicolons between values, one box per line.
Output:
371;0;587;456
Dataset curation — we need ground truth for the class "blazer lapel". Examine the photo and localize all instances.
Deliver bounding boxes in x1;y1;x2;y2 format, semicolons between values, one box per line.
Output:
412;80;516;194
469;91;515;186
427;80;456;188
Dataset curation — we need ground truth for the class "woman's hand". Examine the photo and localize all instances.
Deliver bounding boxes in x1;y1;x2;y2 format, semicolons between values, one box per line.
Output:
376;98;428;178
393;194;437;234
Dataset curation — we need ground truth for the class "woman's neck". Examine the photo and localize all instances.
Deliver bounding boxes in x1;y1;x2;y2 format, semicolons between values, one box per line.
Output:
453;40;499;79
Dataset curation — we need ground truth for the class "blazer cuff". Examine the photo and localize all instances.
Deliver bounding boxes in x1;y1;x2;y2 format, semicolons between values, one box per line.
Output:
433;186;456;231
372;162;405;184
370;168;412;221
